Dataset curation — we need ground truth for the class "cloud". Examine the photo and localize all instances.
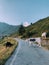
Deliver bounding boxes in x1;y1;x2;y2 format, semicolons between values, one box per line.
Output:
23;22;30;27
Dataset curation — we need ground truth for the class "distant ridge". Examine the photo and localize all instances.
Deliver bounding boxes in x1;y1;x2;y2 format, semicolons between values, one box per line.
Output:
0;22;20;37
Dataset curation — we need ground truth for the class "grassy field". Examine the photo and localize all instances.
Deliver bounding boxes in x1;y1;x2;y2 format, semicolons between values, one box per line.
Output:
0;37;18;65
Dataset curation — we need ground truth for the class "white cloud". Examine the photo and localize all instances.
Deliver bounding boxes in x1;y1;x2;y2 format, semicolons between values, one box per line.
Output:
23;22;30;27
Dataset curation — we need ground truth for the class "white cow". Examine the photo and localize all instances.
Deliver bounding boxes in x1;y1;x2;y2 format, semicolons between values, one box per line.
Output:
41;32;46;39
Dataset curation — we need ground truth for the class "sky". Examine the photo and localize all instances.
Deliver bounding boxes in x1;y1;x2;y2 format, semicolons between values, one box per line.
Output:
0;0;49;26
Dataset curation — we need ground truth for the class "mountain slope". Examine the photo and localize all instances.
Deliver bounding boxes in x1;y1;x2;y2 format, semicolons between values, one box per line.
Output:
0;22;20;37
24;17;49;37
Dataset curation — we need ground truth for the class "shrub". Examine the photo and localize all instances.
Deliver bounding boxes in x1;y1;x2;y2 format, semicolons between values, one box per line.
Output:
46;32;49;37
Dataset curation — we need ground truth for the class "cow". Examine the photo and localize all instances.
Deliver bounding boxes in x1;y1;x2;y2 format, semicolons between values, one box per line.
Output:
41;32;46;39
5;42;13;48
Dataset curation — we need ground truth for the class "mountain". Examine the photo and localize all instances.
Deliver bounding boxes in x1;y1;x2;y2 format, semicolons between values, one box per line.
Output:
22;17;49;38
0;22;20;37
0;16;49;38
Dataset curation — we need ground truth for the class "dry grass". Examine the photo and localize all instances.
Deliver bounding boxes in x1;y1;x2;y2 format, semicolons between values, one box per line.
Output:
0;37;18;65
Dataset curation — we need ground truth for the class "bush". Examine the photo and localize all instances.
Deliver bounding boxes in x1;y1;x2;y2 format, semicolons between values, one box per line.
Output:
46;32;49;37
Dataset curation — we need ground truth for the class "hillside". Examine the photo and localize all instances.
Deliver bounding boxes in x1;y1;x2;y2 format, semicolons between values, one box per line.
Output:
1;16;49;38
22;17;49;38
0;22;20;38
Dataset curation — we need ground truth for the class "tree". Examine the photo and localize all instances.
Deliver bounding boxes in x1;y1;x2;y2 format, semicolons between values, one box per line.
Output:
18;25;25;35
31;23;32;25
46;31;49;37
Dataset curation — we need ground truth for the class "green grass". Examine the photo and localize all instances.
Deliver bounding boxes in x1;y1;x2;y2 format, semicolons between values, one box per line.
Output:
0;37;18;65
